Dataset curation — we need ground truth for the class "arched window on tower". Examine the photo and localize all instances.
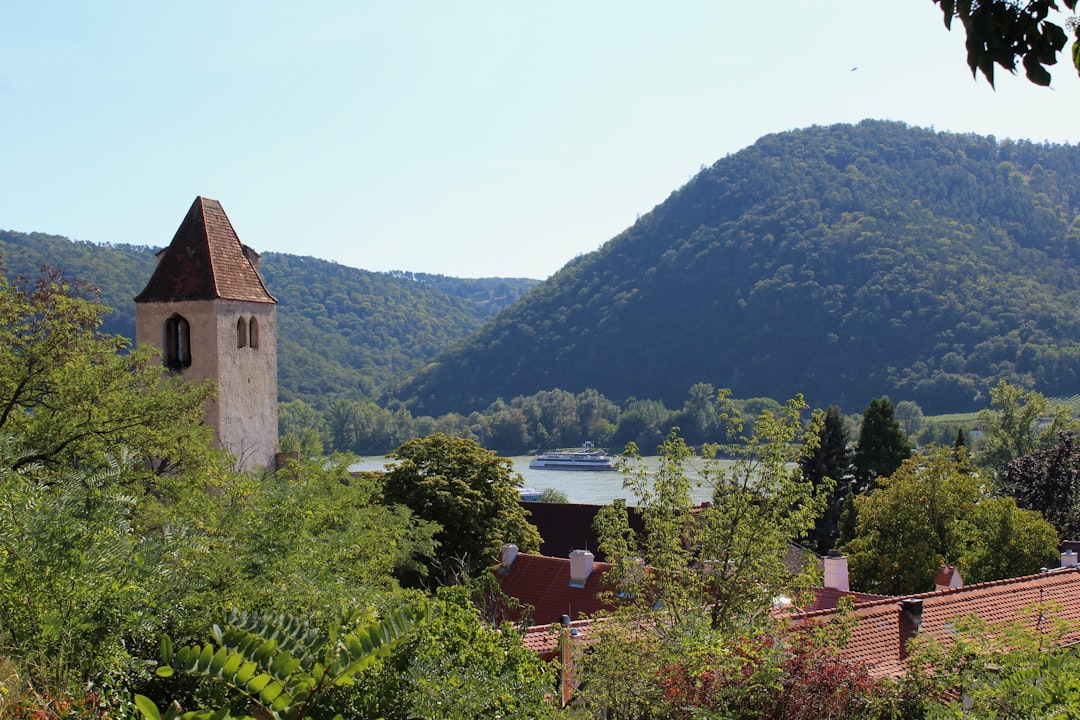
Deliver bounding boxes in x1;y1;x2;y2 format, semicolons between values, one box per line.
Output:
237;317;248;348
164;314;191;370
249;317;260;349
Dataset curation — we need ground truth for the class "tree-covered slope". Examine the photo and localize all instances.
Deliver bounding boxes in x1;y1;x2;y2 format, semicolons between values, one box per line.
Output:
0;231;536;403
394;120;1080;416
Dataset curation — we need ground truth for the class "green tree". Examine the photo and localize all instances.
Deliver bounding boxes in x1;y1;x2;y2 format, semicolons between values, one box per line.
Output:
215;456;438;625
909;603;1080;718
894;400;925;438
0;265;214;476
677;382;724;445
537;487;569;503
278;399;328;457
852;397;912;492
932;0;1080;86
958;496;1059;583
801;405;854;554
384;434;540;586
846;449;978;595
358;587;557;720
978;380;1075;482
596;391;826;634
844;449;1059;595
0;442;154;697
954;427;970;470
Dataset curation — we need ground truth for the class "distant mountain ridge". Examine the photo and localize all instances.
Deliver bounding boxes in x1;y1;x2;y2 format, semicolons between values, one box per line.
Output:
394;120;1080;415
0;230;537;403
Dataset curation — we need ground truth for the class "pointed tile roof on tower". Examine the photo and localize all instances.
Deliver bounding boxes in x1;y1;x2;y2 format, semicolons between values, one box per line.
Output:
134;196;277;304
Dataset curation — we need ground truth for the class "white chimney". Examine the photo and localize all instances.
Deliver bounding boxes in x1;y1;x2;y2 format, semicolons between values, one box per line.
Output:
569;549;595;587
1062;549;1078;568
823;549;850;592
500;544;518;569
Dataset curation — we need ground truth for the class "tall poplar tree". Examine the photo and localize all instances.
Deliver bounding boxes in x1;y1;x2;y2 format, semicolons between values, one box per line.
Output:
852;397;911;492
800;405;853;554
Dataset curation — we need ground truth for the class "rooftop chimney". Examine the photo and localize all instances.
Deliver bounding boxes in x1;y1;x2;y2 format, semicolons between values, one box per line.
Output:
1062;549;1078;569
899;598;924;659
500;544;519;570
569;549;595;587
901;598;924;628
823;549;850;592
934;565;963;591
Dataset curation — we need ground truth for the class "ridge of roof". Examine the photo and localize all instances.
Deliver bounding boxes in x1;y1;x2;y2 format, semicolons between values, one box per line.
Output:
134;196;276;304
793;566;1080;621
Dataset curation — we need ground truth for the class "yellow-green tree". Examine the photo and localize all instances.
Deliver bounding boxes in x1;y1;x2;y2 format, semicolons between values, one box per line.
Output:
977;380;1075;483
844;448;1058;595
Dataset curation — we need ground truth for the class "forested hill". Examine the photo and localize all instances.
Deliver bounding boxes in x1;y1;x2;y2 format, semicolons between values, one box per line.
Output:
394;120;1080;416
0;231;536;402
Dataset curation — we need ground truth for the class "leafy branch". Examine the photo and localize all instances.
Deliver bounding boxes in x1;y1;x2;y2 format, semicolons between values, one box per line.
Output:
134;605;426;720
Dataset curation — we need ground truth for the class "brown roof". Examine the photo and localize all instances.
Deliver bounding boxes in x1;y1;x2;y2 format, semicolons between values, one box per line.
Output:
495;552;618;626
135;196;276;304
521;501;646;562
795;568;1080;677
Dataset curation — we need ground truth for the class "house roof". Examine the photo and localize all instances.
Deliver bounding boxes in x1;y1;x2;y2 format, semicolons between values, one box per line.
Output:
801;586;891;612
521;617;604;660
135;196;276;304
496;552;618;626
795;567;1080;677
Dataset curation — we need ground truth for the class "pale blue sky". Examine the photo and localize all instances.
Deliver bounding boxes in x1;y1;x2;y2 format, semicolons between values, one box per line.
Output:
3;2;1078;279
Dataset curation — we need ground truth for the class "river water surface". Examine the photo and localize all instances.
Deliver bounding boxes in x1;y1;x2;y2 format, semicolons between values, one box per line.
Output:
350;454;723;506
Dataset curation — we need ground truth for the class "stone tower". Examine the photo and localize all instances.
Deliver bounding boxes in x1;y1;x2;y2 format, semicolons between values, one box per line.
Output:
134;196;278;471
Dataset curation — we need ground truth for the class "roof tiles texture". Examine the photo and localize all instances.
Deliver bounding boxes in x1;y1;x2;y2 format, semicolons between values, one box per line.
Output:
797;568;1080;677
496;553;617;626
135;196;276;304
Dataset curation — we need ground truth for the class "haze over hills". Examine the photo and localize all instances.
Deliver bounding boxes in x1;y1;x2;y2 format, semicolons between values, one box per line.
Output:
394;120;1080;416
0;231;537;404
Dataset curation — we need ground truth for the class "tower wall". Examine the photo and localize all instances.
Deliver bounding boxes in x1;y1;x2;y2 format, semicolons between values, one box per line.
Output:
135;298;278;470
214;299;278;470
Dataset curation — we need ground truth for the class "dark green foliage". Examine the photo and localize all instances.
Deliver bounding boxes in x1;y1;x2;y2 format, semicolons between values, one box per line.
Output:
999;432;1080;538
0;232;156;339
852;398;911;492
383;434;541;586
837;484;858;547
801;406;853;554
395;121;1080;416
932;0;1080;86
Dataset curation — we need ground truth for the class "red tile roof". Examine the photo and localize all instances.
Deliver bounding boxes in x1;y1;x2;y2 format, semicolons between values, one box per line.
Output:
495;553;618;626
795;568;1080;677
521;617;604;659
135;196;276;304
802;586;892;612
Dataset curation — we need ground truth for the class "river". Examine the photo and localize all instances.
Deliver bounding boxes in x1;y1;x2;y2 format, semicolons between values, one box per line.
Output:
350;454;723;506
